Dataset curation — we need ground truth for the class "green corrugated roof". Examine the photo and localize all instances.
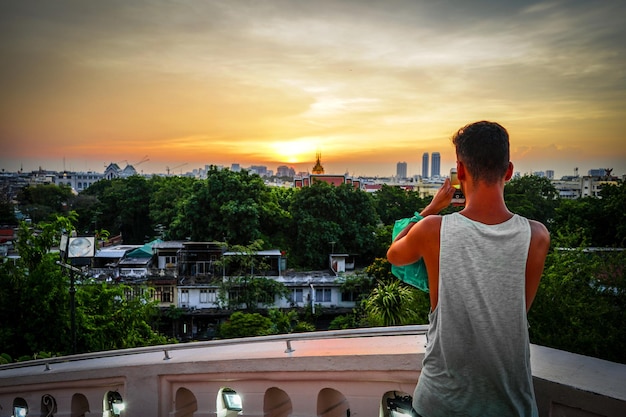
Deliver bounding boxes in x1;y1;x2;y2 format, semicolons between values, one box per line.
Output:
126;239;163;258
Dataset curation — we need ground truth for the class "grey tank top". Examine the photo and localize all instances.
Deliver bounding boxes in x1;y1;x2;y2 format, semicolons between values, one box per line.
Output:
413;212;538;417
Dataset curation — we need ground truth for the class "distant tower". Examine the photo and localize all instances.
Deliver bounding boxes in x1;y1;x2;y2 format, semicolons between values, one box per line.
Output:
431;152;441;178
396;161;407;179
312;152;325;174
422;153;429;179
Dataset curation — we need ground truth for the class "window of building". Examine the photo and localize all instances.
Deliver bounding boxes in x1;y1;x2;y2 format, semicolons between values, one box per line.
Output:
155;286;172;303
341;291;359;302
200;289;216;303
124;286;146;300
316;288;332;303
195;261;214;275
228;290;240;305
180;289;189;304
292;288;303;303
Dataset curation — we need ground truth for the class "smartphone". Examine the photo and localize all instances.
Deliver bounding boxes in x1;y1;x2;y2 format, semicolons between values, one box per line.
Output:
450;168;465;205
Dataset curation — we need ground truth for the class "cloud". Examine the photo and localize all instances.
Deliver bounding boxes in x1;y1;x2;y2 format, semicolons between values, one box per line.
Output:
1;0;625;176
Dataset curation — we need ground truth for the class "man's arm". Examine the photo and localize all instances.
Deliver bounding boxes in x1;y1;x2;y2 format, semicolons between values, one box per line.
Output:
525;220;551;311
392;179;456;243
387;216;441;266
388;179;455;265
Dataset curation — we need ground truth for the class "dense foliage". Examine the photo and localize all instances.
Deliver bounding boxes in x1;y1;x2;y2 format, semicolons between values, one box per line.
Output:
3;173;626;364
528;231;626;363
0;215;171;361
217;309;316;339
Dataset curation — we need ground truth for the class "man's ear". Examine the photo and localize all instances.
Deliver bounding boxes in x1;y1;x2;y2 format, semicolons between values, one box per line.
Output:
457;161;466;180
505;162;514;181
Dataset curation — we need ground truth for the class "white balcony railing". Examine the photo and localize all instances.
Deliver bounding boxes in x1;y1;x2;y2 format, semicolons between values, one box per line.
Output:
1;326;625;417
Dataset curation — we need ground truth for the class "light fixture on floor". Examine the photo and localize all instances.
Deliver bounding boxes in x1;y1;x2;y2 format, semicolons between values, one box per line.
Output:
107;391;125;417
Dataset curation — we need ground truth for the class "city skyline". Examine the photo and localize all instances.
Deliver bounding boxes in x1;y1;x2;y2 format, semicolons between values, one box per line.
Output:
1;1;625;179
1;155;610;181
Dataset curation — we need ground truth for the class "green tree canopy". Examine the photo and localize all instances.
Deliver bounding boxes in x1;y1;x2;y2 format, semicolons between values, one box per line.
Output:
596;182;626;246
16;183;75;223
0;250;70;358
170;167;270;244
0;190;17;225
77;282;169;352
218;311;273;339
83;176;154;244
0;215;171;360
372;184;428;226
528;245;626;364
504;175;559;226
148;175;195;240
288;182;380;268
216;241;289;311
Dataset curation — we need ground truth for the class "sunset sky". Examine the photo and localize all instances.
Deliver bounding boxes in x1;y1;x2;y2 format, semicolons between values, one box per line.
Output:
1;0;625;178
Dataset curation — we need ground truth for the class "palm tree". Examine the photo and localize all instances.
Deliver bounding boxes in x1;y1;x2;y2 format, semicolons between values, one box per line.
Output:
364;280;420;326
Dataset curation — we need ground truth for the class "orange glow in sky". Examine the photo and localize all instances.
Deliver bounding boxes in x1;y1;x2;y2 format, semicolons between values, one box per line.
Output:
1;1;625;178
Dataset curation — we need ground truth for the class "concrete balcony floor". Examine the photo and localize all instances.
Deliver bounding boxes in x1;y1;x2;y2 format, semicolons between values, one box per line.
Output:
1;326;624;417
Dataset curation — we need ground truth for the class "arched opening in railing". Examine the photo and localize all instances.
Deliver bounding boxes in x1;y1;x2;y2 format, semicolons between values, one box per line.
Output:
174;387;198;417
217;387;242;417
317;388;349;417
71;393;90;417
381;391;415;417
264;387;292;417
12;397;28;417
103;391;125;417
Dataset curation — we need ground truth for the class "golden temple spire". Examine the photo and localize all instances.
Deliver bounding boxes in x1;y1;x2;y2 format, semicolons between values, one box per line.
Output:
312;151;324;174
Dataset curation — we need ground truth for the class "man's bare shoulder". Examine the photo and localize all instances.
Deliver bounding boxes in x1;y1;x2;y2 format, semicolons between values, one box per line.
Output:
409;214;443;237
387;214;443;267
528;219;549;236
528;219;550;247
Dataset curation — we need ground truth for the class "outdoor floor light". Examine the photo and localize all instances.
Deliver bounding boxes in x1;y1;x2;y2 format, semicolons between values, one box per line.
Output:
386;393;419;417
107;391;125;416
222;388;243;411
13;406;27;417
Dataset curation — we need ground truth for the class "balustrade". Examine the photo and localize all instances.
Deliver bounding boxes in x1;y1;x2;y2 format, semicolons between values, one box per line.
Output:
1;326;624;417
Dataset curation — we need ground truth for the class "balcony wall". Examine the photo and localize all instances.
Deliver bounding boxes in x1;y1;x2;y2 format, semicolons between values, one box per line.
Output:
1;326;625;417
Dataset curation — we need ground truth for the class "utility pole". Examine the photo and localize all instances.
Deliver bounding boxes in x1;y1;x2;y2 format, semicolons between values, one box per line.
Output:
56;261;81;354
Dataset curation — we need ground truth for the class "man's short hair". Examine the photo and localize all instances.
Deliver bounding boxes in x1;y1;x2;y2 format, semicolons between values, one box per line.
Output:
452;121;510;184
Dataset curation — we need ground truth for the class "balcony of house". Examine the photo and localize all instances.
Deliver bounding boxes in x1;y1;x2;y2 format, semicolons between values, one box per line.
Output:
1;326;624;417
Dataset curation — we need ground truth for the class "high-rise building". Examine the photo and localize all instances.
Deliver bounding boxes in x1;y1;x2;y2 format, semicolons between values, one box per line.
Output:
422;153;429;179
276;165;296;178
588;168;608;177
250;165;268;176
396;161;407;179
431;152;441;178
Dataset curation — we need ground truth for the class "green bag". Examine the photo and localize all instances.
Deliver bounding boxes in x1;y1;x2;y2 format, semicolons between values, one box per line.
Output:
391;212;429;292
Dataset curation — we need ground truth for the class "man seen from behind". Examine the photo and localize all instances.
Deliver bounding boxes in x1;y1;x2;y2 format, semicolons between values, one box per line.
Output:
387;121;551;417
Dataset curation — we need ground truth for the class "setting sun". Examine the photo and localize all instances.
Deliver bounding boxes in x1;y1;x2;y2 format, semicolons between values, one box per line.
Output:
271;139;319;164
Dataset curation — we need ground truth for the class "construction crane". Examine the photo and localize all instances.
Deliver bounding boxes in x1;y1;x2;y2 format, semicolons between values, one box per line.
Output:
134;155;149;166
166;163;188;175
